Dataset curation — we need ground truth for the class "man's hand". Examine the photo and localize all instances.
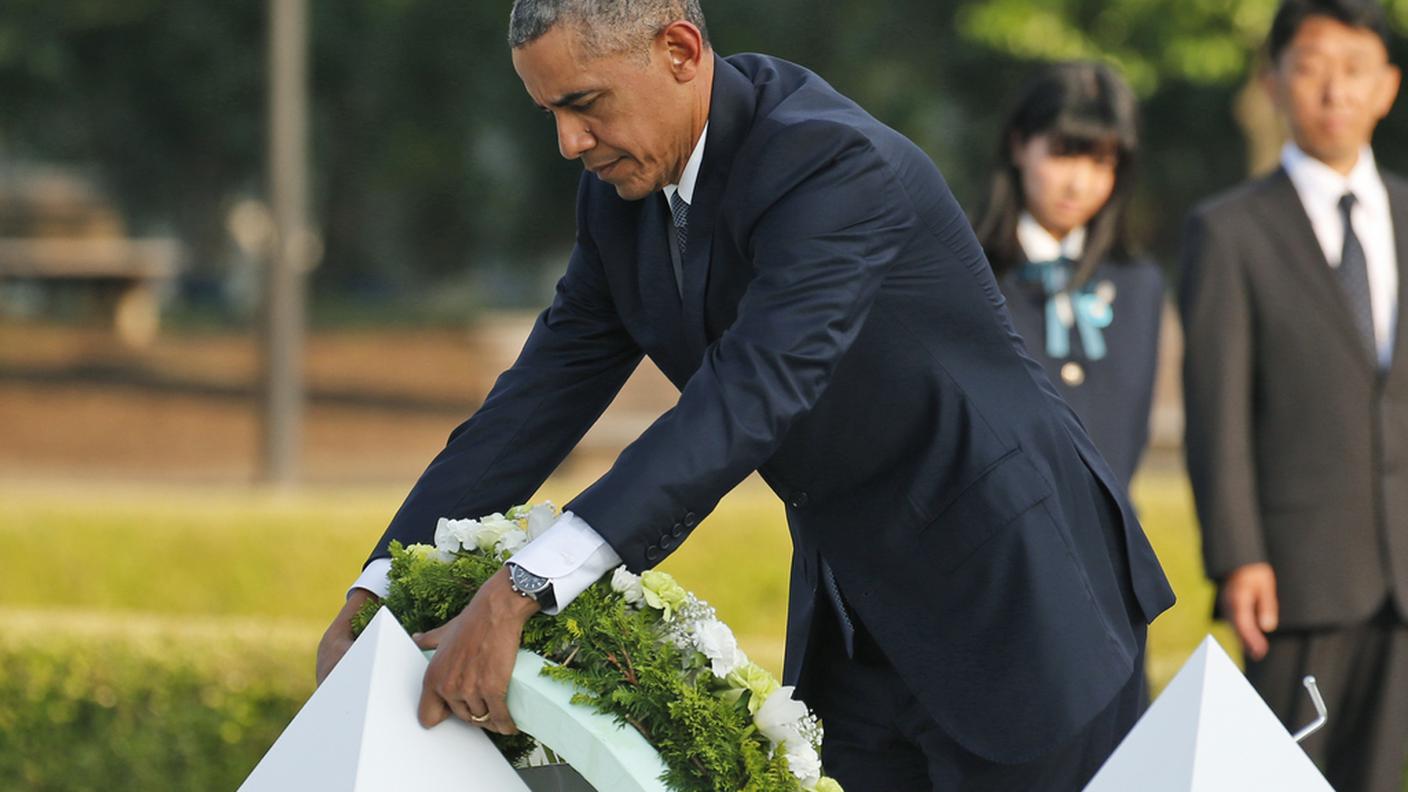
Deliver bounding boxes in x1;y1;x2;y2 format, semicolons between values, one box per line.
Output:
1221;562;1279;662
413;567;539;734
317;587;378;685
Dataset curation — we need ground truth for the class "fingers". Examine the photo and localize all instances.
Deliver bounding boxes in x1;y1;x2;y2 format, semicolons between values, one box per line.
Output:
1256;585;1280;635
483;687;517;734
418;680;451;729
412;625;446;650
1232;599;1269;661
315;634;352;686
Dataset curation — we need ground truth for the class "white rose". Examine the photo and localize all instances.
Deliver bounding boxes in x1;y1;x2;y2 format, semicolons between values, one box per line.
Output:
610;566;645;607
754;686;809;747
784;740;822;787
474;513;515;552
495;528;530;555
434;518;480;554
525;502;557;539
692;619;747;678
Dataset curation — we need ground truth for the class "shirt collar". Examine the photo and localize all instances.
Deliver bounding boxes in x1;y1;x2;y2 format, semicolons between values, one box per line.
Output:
1282;141;1386;214
664;122;708;207
1017;211;1086;263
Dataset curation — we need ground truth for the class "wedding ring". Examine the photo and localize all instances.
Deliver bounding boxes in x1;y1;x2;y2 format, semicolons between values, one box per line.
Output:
469;711;492;723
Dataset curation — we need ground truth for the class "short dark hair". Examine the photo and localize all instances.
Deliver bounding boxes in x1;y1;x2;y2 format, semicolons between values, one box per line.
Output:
973;61;1141;284
1267;0;1392;63
508;0;709;58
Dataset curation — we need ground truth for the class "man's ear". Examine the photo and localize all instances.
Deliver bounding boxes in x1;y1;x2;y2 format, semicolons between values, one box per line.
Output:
1374;63;1401;121
660;20;706;82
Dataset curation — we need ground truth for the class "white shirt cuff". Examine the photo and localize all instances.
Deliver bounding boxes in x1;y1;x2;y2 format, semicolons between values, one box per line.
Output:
509;511;621;615
349;557;392;600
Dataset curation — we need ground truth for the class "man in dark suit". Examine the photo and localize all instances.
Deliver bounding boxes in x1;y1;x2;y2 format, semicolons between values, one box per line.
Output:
317;1;1174;787
1180;1;1408;788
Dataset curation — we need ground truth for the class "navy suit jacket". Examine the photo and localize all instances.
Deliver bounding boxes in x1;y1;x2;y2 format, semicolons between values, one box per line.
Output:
371;53;1174;763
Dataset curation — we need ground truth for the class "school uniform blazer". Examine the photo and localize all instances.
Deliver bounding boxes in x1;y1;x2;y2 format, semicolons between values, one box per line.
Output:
1181;168;1408;627
371;52;1175;763
1001;260;1165;489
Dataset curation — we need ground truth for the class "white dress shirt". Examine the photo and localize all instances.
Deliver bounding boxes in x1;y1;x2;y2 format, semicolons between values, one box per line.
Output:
351;124;712;613
1282;142;1399;367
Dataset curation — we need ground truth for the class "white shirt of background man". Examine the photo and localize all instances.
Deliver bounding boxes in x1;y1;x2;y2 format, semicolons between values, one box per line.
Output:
351;124;711;614
1282;142;1399;368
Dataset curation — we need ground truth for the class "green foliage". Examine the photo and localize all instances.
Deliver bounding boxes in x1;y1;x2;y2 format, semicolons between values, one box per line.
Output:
956;0;1408;93
355;534;814;792
0;611;309;792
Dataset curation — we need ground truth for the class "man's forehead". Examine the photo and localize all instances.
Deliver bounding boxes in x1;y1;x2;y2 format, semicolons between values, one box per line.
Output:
1289;17;1389;59
513;29;614;104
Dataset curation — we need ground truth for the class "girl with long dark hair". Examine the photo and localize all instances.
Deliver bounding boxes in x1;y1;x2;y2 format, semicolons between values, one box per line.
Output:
975;61;1163;489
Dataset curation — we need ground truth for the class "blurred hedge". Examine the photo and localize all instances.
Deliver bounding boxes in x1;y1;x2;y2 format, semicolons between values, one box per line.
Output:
0;609;313;791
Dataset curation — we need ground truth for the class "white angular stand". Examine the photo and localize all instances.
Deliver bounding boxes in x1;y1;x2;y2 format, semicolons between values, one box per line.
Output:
239;608;530;791
1084;635;1332;791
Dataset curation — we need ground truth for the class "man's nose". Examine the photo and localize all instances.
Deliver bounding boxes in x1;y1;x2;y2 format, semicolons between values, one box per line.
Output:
1323;69;1353;108
556;116;595;160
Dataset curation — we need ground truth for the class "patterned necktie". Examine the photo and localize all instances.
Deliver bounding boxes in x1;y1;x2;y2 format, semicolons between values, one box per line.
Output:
669;191;690;261
1336;192;1378;367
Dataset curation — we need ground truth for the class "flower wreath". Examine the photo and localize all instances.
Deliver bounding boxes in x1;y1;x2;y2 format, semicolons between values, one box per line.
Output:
352;501;843;792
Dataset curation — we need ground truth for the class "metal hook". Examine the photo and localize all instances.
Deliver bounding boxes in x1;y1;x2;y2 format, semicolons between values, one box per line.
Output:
1292;675;1328;743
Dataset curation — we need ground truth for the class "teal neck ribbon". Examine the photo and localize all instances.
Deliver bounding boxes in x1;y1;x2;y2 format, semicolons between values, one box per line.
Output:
1016;257;1112;361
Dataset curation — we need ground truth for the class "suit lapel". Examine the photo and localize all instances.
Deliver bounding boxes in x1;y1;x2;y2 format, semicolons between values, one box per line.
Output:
632;191;692;379
679;55;756;361
1251;169;1377;374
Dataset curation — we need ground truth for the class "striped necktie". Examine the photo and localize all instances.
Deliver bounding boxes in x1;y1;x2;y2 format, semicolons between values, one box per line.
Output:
669;191;690;261
1336;192;1378;367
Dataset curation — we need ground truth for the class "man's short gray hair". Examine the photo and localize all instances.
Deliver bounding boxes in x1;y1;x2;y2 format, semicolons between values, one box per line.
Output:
508;0;709;57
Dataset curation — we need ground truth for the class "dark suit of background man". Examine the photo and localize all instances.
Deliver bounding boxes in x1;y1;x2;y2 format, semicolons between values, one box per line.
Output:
1180;1;1408;789
316;1;1175;788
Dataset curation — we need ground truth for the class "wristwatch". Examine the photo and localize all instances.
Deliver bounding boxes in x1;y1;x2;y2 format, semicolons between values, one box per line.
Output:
506;562;556;611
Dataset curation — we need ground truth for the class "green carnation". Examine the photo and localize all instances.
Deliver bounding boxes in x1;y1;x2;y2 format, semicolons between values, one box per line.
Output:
814;778;844;792
639;570;688;621
725;662;780;715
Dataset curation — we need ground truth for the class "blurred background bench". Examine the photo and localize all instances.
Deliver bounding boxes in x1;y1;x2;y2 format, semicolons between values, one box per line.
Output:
0;166;181;347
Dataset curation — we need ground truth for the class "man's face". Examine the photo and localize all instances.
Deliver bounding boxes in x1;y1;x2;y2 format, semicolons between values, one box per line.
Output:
512;24;696;201
1267;15;1401;170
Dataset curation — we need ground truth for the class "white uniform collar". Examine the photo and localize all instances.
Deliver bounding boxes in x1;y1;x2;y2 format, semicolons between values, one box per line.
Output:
1017;211;1087;263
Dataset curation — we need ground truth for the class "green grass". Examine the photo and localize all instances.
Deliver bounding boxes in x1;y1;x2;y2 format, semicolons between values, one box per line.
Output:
1;470;1216;689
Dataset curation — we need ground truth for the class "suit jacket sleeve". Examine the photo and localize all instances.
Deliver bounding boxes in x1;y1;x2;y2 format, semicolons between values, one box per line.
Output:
366;177;643;563
568;121;918;570
1179;207;1267;580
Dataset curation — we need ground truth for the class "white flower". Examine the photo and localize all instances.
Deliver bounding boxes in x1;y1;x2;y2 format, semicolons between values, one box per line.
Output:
784;740;822;787
495;528;530;555
610;566;644;607
692;619;747;678
474;513;514;551
525;502;557;539
754;686;809;747
434;518;481;555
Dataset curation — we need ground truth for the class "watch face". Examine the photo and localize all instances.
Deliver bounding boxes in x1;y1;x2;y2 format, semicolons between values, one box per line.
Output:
510;564;549;595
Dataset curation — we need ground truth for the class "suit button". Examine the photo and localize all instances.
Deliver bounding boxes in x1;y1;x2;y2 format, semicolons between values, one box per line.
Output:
789;492;809;509
645;545;662;562
1061;361;1085;387
660;535;675;550
672;523;685;537
683;512;698;527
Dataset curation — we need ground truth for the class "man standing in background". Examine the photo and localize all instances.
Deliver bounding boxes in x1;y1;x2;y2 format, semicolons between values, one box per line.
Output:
1181;0;1408;787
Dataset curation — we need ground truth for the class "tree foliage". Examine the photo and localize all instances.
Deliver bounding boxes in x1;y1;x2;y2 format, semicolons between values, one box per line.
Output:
3;0;1408;306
